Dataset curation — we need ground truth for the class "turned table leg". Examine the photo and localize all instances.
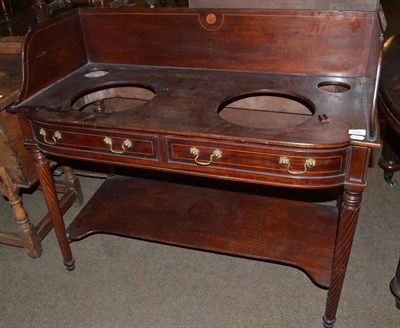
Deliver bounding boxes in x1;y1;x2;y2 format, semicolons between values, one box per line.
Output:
323;188;362;328
0;167;42;257
378;124;400;187
390;258;400;309
31;149;75;270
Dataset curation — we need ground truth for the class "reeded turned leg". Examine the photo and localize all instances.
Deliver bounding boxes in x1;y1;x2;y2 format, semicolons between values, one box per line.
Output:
390;258;400;309
31;149;75;270
0;167;42;257
323;188;362;328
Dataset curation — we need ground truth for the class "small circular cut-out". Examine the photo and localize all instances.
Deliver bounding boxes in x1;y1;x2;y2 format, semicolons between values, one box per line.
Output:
84;70;109;78
206;13;217;25
318;82;351;93
218;92;314;129
198;12;224;31
72;84;156;113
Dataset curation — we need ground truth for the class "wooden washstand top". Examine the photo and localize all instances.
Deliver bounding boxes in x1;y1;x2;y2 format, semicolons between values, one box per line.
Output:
11;7;382;149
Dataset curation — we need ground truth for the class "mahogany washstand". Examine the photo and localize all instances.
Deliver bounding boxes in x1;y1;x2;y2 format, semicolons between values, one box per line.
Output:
11;5;383;327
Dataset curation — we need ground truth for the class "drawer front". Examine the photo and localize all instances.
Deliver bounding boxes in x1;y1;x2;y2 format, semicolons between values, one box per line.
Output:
166;138;345;178
33;122;159;161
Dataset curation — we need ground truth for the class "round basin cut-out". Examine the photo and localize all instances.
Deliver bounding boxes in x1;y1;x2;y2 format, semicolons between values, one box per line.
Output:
218;93;314;129
84;70;109;78
72;85;156;113
318;82;351;93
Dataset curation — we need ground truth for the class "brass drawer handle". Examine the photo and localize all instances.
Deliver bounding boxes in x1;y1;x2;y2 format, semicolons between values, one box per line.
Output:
279;156;316;175
39;128;62;145
190;147;222;166
103;137;133;154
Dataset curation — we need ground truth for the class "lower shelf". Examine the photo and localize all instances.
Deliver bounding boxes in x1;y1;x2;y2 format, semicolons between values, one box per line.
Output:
67;175;338;288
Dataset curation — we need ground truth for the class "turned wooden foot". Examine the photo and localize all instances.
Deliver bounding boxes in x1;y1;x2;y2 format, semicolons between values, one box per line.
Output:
322;315;336;328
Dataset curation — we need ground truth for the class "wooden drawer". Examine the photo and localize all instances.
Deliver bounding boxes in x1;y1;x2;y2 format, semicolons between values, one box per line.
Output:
32;122;159;161
166;138;346;178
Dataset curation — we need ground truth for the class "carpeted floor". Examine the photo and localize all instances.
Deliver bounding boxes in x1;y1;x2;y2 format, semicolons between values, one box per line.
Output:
1;149;400;328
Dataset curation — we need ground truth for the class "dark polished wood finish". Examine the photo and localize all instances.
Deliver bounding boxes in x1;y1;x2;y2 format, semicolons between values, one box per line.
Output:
30;149;76;269
68;174;339;288
12;5;382;327
0;37;82;257
377;34;400;307
378;34;400;186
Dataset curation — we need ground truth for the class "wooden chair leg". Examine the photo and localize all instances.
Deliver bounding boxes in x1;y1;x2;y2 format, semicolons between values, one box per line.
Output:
61;166;83;206
1;161;83;258
0;167;42;257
